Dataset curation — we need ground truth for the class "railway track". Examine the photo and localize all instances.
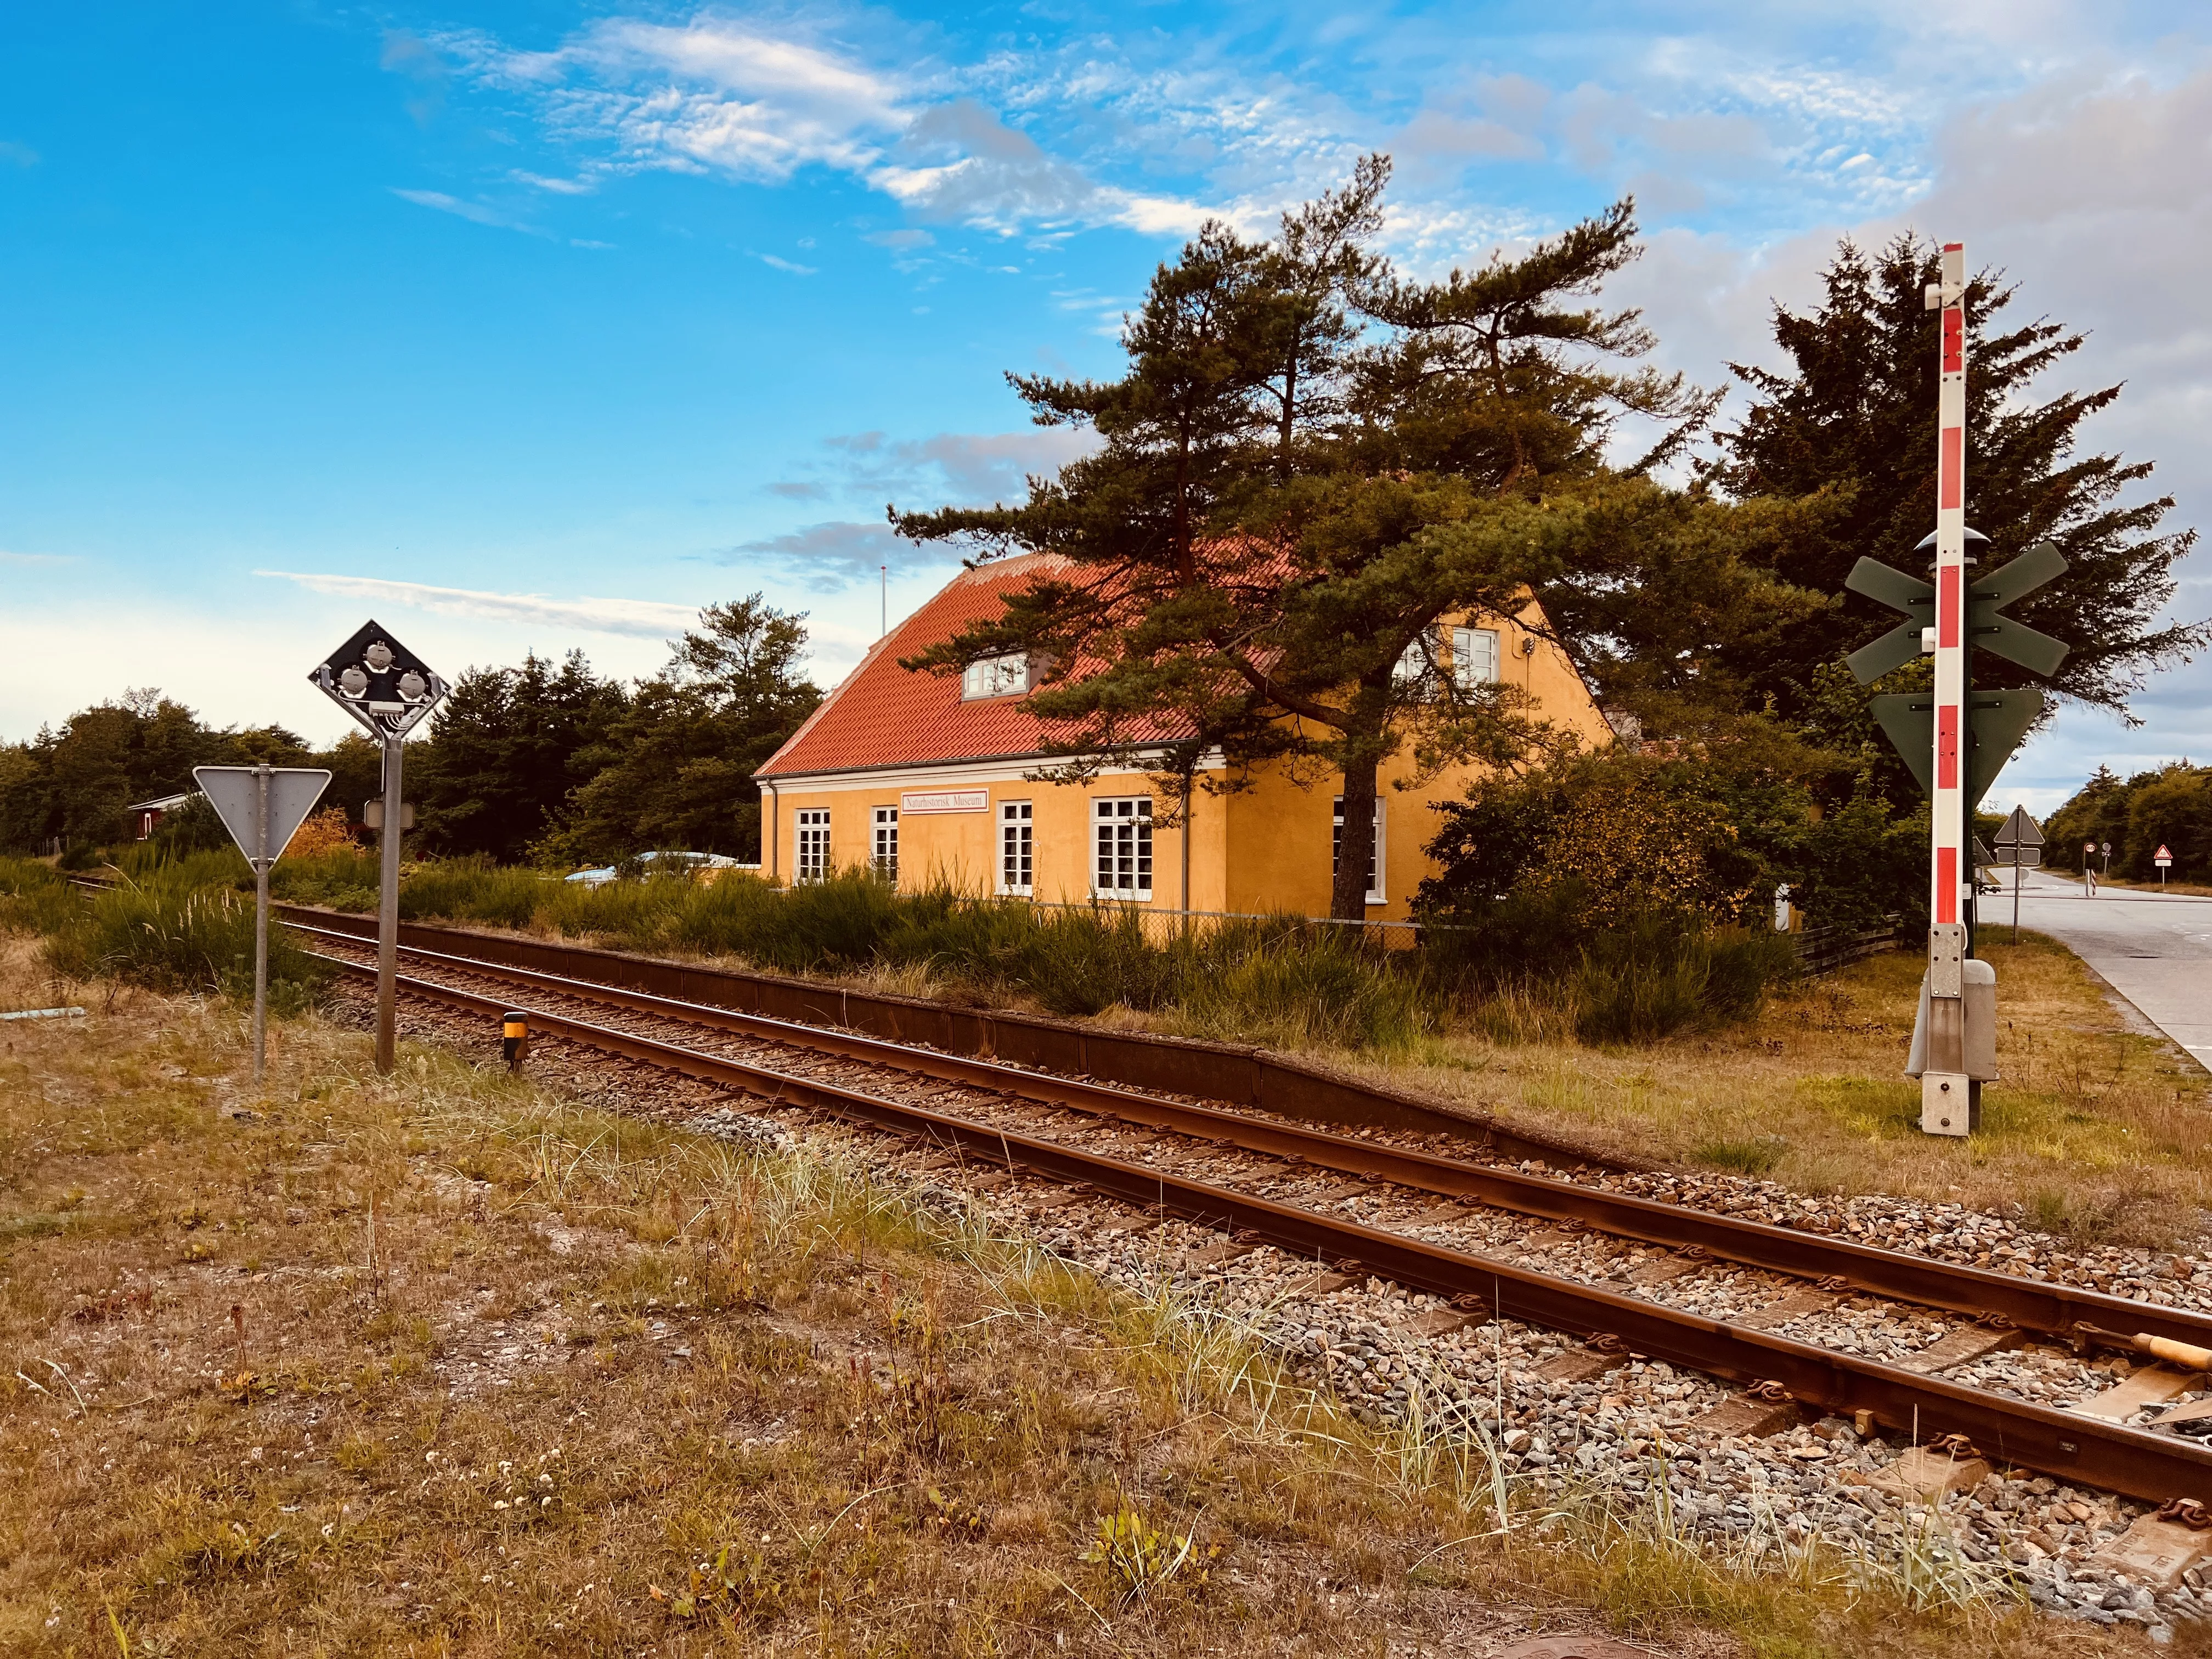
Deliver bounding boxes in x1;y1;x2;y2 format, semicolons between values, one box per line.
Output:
286;916;2212;1515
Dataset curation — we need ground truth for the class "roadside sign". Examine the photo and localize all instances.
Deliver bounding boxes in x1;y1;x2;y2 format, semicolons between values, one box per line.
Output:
1993;806;2042;868
191;765;332;1087
193;766;332;871
2157;845;2174;865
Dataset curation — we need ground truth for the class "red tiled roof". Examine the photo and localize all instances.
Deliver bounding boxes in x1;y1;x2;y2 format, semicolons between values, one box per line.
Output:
758;554;1084;778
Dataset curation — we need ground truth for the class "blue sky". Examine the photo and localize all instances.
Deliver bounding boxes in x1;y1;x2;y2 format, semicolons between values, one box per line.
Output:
3;1;2209;814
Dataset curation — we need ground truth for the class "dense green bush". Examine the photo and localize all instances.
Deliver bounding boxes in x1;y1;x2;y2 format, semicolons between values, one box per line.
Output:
271;847;382;911
1567;916;1796;1045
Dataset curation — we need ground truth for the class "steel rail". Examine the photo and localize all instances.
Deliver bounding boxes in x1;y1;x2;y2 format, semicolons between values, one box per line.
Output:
293;921;2212;1353
322;950;2212;1508
271;899;1603;1158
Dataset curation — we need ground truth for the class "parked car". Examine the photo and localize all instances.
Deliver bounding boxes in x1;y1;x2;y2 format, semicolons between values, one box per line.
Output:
563;850;751;887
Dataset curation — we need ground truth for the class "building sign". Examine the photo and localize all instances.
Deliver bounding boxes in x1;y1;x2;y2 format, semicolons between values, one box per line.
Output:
900;789;989;814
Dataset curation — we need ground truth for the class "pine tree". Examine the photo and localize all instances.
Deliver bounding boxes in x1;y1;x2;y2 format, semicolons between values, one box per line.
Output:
898;171;1726;919
1705;235;2207;719
554;597;820;863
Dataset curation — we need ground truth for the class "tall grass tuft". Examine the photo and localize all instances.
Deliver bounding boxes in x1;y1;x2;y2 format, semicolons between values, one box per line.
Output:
0;857;79;938
1570;920;1799;1046
217;850;1796;1052
38;866;330;1012
1173;923;1431;1051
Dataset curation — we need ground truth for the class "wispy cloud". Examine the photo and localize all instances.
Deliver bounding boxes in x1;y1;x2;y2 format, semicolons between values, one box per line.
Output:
514;170;596;195
439;13;1214;239
754;251;818;274
719;518;951;590
258;571;701;638
0;140;37;167
389;188;545;236
768;426;1097;517
0;549;71;565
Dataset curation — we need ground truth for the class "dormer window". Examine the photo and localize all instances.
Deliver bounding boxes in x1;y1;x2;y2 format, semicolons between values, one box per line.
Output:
961;652;1032;700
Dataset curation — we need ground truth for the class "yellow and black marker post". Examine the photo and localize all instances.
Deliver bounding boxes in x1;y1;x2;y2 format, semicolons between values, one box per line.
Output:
501;1011;530;1072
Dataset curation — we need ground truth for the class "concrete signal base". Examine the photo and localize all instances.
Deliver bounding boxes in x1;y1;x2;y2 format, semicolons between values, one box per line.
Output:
1907;953;1999;1138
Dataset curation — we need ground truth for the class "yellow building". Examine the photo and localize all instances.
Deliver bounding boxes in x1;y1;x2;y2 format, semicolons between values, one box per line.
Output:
754;554;1612;922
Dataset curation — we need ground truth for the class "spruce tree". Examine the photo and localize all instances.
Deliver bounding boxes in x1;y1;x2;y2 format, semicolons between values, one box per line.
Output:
410;651;631;862
1705;235;2206;720
554;597;820;864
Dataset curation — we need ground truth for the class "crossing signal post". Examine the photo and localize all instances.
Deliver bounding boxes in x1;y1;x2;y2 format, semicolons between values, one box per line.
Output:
1842;241;2072;1137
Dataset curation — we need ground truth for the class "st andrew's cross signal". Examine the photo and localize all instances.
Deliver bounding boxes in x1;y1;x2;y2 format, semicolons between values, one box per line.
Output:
1844;531;2070;809
308;620;447;1075
1842;240;2076;1138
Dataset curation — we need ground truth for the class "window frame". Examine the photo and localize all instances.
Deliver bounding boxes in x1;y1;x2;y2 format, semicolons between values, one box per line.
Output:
794;808;831;885
1452;625;1502;690
1391;627;1440;697
1091;795;1153;901
1331;795;1386;905
960;653;1031;701
998;799;1034;896
871;805;899;886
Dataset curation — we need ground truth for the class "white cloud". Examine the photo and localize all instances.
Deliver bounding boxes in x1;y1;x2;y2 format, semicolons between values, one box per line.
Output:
439;13;1218;239
514;170;595;195
258;571;705;639
753;251;817;274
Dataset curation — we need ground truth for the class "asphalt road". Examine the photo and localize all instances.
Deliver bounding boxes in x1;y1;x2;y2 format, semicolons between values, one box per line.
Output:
2001;866;2212;1071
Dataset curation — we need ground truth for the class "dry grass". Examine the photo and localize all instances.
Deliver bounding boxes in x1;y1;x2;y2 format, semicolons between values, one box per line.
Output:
1349;932;2212;1248
0;933;2177;1657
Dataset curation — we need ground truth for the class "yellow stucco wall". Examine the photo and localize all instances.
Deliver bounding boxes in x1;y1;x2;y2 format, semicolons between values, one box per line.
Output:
761;603;1610;922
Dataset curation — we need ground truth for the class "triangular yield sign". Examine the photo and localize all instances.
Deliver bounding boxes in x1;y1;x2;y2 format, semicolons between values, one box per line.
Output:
2158;844;2173;860
192;767;334;869
1995;805;2044;848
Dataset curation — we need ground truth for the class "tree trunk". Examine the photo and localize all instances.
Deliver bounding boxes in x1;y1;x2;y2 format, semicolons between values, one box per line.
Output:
1330;759;1378;923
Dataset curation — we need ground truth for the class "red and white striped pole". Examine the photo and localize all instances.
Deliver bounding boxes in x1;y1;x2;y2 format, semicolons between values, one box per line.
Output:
1930;242;1968;936
1921;242;1974;1133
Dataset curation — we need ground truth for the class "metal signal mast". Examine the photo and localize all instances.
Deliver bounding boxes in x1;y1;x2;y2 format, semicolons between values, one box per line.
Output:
1920;243;1979;1134
1842;241;2073;1137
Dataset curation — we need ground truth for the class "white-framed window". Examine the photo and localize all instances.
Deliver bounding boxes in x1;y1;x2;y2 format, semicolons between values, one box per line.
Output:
999;800;1034;896
1452;625;1501;689
961;652;1031;700
1332;797;1386;905
795;809;830;884
1092;797;1152;899
871;806;898;885
1392;627;1439;693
